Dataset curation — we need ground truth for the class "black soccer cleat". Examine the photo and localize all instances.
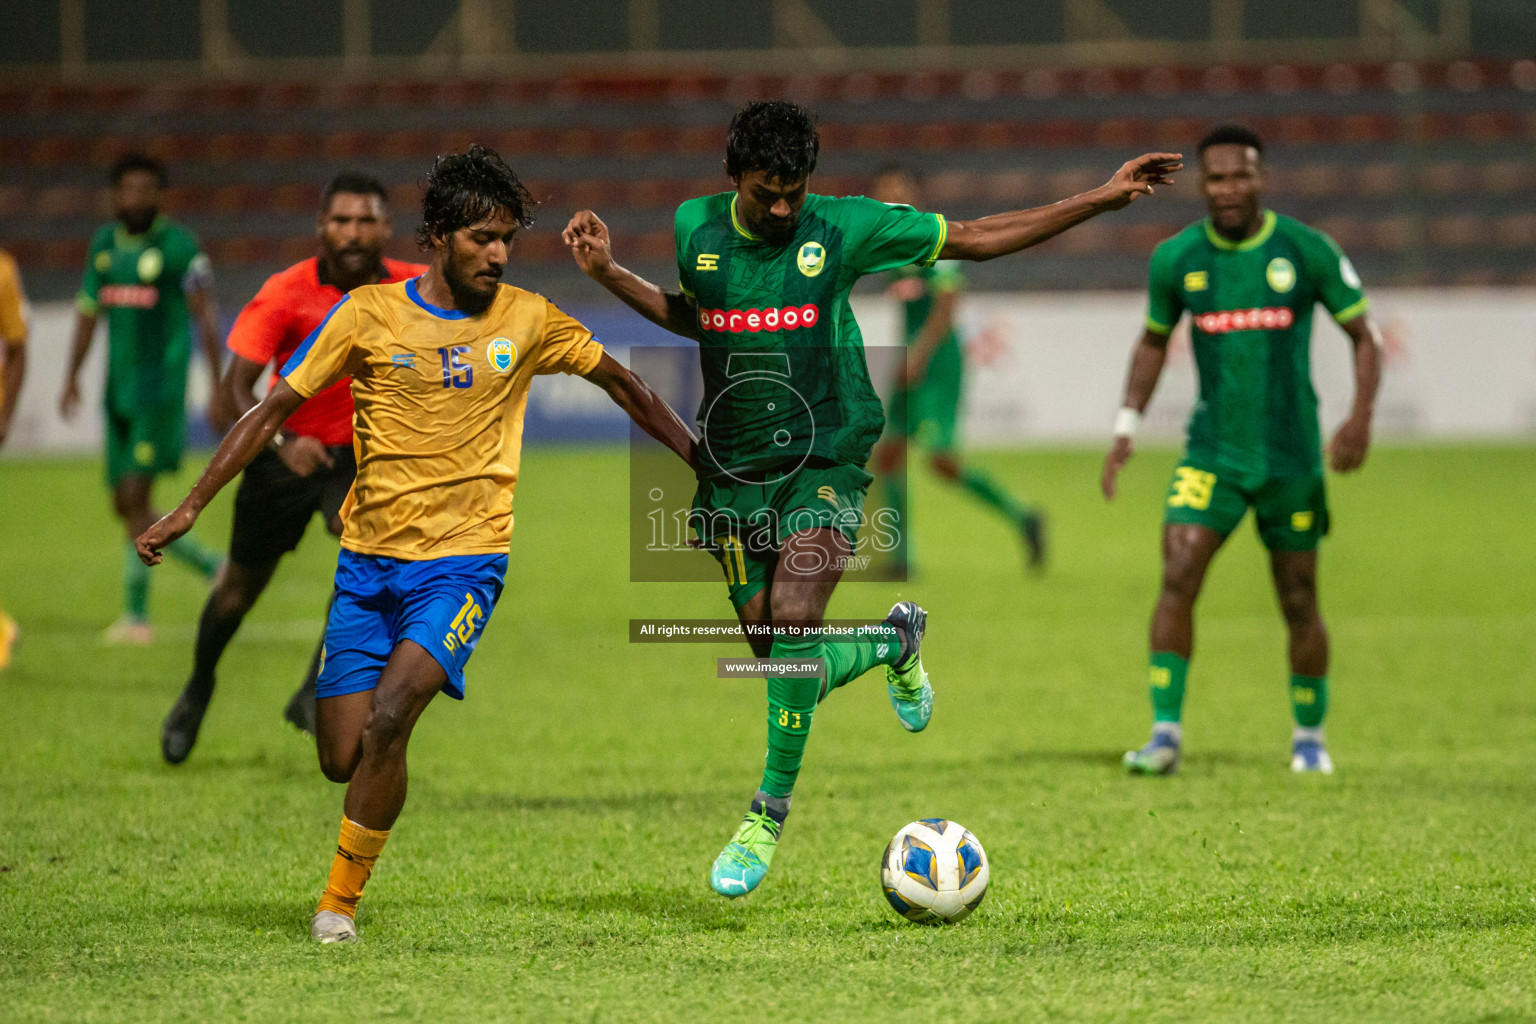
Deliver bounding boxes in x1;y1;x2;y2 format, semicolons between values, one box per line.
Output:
160;683;212;765
283;681;316;737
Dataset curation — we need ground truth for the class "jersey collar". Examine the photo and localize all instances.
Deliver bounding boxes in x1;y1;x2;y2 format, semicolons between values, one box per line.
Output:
1204;209;1276;251
406;276;470;320
729;195;764;242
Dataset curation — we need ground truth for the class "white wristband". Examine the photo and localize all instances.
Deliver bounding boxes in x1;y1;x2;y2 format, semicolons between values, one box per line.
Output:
1113;407;1141;438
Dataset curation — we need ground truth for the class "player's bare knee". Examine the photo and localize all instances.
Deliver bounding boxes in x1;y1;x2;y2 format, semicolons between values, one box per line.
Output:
1159;556;1204;605
318;747;358;784
112;490;146;522
361;705;411;752
1276;580;1319;628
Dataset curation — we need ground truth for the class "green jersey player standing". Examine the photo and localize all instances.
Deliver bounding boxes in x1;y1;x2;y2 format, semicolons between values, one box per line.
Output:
566;100;1180;897
1103;125;1382;777
59;153;227;644
870;166;1046;576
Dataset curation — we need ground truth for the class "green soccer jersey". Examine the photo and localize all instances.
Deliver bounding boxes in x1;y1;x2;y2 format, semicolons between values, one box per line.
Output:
676;192;946;481
1145;210;1369;484
77;215;209;416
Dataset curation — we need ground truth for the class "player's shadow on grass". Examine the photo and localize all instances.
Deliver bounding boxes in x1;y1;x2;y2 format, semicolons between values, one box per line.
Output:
996;748;1275;771
446;788;727;817
198;897;314;938
517;886;748;933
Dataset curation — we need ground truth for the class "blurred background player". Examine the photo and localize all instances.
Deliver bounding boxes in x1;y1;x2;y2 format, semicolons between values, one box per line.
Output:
869;165;1047;577
58;153;227;645
566;99;1179;898
1103;125;1382;777
137;145;698;943
0;245;28;670
159;172;426;764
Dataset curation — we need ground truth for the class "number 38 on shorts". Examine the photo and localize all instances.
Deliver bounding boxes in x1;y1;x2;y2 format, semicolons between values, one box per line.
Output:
1162;459;1331;553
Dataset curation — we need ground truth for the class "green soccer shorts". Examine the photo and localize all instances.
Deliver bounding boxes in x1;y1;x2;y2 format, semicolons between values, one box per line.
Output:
1162;458;1330;552
105;403;186;487
886;343;962;452
692;461;873;609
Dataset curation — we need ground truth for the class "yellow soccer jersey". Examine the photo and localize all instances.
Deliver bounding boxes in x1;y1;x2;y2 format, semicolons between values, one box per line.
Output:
281;277;604;560
0;249;29;345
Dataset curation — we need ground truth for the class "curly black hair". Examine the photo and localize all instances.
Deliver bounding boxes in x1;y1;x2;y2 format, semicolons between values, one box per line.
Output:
1198;124;1265;158
724;100;819;183
110;151;167;187
415;145;535;249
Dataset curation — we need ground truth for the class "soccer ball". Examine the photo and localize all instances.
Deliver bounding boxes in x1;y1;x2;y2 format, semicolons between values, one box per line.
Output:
880;818;989;924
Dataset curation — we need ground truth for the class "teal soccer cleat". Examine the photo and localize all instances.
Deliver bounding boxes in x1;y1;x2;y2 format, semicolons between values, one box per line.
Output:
883;601;932;733
709;807;782;897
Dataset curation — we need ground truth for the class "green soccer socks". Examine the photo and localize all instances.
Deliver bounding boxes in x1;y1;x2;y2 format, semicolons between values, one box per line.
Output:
959;466;1028;522
123;543;150;622
759;627;904;798
1149;651;1189;724
165;534;222;580
1290;673;1328;728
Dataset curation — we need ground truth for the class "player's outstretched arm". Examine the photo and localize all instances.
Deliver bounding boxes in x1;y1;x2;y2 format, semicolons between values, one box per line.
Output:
942;153;1182;262
135;380;306;564
1102;327;1172;500
562;211;701;341
583;351;699;470
1327;314;1382;473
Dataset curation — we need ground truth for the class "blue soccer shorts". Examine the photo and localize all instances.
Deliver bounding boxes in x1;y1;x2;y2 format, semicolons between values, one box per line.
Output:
316;549;508;701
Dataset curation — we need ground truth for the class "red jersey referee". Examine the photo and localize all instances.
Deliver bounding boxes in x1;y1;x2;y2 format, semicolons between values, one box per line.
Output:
161;173;426;764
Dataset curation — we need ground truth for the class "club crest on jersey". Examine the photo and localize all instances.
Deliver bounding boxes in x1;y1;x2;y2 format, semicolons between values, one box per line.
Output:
487;337;517;373
797;242;826;277
1339;256;1361;289
1266;257;1296;294
137;248;164;283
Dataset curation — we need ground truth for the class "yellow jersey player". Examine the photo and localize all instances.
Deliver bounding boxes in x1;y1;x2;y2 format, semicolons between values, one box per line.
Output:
136;146;698;943
0;247;29;669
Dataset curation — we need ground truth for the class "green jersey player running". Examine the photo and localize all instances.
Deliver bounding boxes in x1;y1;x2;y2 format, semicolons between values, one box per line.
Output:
869;166;1046;576
566;100;1180;897
1103;125;1382;776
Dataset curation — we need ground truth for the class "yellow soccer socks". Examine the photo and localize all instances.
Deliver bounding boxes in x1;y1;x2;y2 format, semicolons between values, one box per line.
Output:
315;817;390;920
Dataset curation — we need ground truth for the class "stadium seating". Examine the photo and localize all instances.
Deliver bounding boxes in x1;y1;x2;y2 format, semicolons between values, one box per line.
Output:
3;59;1535;301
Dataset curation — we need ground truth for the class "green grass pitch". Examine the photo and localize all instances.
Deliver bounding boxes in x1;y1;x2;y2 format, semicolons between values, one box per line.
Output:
2;444;1534;1022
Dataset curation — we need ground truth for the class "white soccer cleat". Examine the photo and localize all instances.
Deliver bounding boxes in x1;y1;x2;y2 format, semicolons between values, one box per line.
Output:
1290;736;1335;774
311;910;357;943
102;615;153;646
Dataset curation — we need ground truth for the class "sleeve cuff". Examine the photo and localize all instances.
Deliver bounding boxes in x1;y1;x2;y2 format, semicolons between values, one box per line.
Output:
1144;315;1172;334
1332;297;1370;324
281;373;319;400
75;293;98;316
574;338;605;376
922;214;948;267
